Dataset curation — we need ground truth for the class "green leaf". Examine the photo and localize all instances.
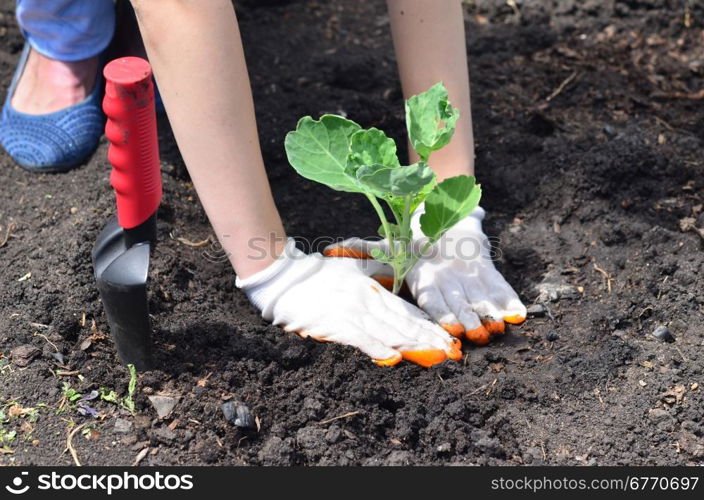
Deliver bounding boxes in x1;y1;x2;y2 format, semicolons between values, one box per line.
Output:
420;175;482;242
386;180;436;225
285;115;363;192
405;82;459;161
347;128;400;174
356;162;435;197
410;175;437;214
99;388;119;404
122;364;138;415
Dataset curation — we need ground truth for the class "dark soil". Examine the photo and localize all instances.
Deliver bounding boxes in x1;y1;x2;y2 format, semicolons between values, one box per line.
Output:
1;0;703;466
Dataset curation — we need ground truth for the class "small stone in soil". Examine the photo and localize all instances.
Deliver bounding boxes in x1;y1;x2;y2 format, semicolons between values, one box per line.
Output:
648;408;671;423
152;426;177;444
222;401;255;429
131;440;150;452
50;352;65;364
11;345;40;367
235;405;255;428
148;395;179;419
679;431;704;458
535;282;581;303
114;418;134;433
221;401;236;423
235;404;255;429
546;331;559;342
436;442;451;453
526;304;546;317
121;435;138;446
651;325;675;343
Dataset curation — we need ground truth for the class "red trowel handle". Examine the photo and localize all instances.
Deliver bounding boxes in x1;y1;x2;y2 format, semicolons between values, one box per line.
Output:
103;57;162;230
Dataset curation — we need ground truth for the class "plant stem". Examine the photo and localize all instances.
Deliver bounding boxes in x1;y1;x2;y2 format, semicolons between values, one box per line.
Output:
393;196;413;294
396;238;434;285
366;194;403;291
366;194;394;254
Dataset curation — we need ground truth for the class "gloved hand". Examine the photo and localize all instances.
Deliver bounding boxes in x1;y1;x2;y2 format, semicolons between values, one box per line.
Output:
324;205;527;345
236;238;462;367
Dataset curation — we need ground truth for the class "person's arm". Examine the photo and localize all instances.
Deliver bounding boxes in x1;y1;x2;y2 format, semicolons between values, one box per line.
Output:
130;0;285;279
387;0;474;179
128;0;460;368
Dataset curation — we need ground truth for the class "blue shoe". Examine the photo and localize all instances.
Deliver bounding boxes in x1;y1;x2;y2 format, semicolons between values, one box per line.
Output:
0;45;104;173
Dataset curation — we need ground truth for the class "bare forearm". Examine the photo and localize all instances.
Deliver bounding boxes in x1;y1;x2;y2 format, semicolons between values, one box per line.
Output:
130;0;285;278
387;0;474;178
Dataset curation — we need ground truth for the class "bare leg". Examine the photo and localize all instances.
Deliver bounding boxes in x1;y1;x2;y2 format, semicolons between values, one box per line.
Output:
130;0;285;279
387;0;474;179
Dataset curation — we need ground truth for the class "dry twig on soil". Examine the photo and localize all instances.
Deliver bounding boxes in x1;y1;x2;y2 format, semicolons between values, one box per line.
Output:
318;411;360;425
546;71;579;102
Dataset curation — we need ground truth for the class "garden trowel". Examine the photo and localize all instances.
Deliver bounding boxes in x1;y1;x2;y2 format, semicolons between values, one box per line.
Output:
92;57;162;371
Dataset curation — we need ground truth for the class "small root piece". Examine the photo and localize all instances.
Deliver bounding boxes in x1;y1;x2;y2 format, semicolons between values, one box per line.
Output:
65;422;89;466
592;262;613;293
0;222;16;248
33;332;59;352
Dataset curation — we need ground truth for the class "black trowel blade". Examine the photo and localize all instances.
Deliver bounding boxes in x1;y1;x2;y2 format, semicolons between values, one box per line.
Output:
93;217;153;371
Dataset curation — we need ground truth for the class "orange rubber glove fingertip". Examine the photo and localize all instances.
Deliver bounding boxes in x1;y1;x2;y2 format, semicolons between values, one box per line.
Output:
402;349;447;368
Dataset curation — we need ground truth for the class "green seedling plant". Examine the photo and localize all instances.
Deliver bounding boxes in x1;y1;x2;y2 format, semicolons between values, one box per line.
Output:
99;363;138;414
0;401;40;454
0;408;16;454
285;83;481;294
0;355;11;376
122;363;137;414
58;364;138;417
57;382;83;414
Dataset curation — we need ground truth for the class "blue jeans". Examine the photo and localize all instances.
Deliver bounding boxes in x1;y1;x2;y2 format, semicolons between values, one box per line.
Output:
16;0;115;61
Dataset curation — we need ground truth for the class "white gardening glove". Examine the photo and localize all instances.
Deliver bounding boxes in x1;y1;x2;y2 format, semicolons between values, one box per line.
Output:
235;238;462;367
324;206;527;345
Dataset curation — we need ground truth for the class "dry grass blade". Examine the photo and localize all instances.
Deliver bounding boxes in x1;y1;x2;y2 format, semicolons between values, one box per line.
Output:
318;410;360;425
170;232;211;247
